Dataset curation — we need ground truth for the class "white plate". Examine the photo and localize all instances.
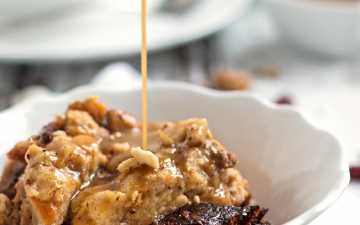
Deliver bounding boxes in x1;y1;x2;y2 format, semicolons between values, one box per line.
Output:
0;0;84;21
0;82;349;225
0;0;250;62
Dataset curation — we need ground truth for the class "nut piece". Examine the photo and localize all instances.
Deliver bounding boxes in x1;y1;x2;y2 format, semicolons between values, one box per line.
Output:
158;130;174;146
112;143;131;154
131;147;160;170
117;158;140;174
212;69;252;91
116;147;160;173
175;194;190;206
193;195;200;204
108;152;132;171
107;110;137;132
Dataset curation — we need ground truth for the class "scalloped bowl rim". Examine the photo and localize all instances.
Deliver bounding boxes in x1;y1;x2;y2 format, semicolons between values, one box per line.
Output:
0;81;350;225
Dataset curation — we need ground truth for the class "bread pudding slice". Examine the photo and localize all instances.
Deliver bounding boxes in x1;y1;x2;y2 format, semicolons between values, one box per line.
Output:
0;97;261;225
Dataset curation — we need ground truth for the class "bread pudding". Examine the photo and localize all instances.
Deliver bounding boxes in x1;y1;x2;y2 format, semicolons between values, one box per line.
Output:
0;97;269;225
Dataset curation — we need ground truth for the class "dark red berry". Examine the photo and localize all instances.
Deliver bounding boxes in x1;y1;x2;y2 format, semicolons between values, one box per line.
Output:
275;95;293;105
350;166;360;180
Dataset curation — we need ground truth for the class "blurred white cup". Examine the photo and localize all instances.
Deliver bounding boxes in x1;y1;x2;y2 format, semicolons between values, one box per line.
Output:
265;0;360;57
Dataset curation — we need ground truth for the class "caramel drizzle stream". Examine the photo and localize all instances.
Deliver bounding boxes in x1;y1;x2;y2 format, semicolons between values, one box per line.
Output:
141;0;148;149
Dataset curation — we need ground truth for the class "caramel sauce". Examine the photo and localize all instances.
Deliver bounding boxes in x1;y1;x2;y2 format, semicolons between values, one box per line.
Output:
141;0;149;149
30;198;58;225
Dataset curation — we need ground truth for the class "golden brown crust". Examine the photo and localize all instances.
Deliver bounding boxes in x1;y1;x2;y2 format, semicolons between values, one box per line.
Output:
68;97;107;124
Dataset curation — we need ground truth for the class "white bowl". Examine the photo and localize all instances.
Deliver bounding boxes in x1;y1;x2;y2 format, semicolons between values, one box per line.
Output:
0;82;349;225
265;0;360;57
